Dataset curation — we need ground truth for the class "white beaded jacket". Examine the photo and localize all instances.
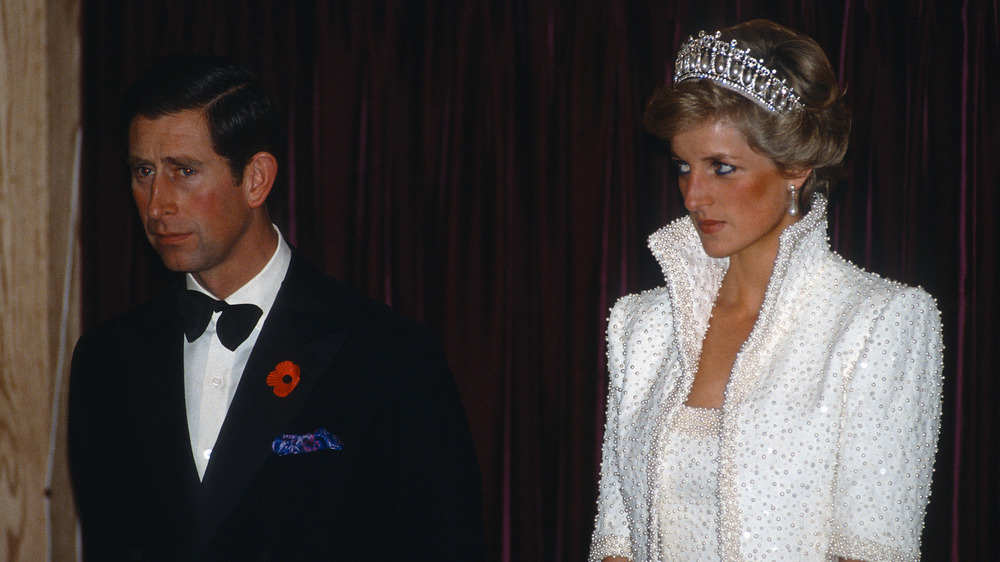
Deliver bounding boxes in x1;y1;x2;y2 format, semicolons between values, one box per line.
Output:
590;197;943;562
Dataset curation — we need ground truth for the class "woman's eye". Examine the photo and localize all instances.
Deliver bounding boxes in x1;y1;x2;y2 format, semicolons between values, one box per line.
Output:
672;160;691;175
714;162;735;175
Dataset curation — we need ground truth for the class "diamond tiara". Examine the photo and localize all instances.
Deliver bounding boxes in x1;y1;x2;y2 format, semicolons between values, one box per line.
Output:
674;30;803;114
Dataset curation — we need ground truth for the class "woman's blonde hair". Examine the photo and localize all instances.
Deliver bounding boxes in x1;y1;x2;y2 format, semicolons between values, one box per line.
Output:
644;20;851;213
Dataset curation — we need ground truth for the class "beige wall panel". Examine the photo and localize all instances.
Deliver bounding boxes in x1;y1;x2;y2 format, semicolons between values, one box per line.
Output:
46;0;81;558
0;0;80;560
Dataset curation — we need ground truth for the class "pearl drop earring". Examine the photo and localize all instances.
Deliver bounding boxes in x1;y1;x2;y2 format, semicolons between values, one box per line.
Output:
788;184;799;217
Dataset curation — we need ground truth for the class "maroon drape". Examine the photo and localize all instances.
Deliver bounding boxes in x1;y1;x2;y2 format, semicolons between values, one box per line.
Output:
80;1;998;559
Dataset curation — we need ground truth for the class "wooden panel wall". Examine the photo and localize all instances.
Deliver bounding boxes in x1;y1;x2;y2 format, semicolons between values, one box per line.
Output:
0;0;80;560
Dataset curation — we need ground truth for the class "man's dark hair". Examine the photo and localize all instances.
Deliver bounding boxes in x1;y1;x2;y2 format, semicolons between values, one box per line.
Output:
123;53;285;183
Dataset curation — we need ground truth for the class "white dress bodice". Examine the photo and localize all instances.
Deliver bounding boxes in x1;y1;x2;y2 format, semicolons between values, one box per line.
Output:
657;405;722;560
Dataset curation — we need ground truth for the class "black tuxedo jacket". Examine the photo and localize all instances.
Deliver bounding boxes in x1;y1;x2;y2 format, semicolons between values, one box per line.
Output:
69;253;484;560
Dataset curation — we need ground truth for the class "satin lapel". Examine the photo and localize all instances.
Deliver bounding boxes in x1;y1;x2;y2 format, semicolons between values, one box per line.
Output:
125;293;201;500
197;261;347;546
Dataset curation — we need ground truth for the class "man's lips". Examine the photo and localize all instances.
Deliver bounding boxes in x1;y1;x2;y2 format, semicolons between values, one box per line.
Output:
696;219;725;234
150;232;192;245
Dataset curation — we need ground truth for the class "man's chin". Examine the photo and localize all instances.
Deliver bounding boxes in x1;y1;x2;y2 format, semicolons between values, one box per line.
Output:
153;250;201;274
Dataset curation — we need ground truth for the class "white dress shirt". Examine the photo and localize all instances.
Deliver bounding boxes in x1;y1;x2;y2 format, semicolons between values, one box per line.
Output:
184;227;292;480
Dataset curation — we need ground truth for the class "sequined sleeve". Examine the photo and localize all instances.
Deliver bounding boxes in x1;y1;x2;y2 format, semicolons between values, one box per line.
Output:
589;295;639;562
828;287;943;562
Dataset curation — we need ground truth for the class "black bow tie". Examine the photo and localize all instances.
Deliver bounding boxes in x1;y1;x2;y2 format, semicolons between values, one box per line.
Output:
182;290;263;351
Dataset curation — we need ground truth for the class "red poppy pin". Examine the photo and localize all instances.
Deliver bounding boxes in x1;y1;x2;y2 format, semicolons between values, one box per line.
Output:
266;361;301;397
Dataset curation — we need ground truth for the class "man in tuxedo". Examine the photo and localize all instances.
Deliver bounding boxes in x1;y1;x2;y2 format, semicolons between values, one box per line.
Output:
68;53;484;560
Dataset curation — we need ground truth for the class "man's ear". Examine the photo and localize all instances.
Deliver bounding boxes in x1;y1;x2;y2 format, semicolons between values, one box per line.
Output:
243;152;278;209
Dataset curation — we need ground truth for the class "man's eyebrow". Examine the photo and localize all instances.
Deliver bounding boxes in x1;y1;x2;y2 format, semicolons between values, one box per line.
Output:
163;155;205;168
126;156;150;168
126;155;206;168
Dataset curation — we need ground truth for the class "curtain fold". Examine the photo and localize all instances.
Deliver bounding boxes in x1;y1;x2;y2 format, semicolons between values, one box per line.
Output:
80;1;998;559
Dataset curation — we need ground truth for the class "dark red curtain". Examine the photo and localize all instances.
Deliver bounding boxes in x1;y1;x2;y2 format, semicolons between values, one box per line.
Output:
80;1;998;559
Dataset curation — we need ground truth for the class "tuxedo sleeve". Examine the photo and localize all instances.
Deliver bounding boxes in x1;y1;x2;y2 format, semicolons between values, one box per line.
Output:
386;333;485;559
68;328;143;559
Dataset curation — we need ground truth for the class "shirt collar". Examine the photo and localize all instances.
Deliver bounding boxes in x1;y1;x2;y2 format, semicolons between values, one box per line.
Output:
185;224;292;318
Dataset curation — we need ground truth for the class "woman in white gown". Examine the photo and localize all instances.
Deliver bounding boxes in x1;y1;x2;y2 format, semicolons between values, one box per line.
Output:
590;20;942;562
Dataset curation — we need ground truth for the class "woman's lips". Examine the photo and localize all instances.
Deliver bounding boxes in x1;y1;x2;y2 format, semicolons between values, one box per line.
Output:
697;219;725;234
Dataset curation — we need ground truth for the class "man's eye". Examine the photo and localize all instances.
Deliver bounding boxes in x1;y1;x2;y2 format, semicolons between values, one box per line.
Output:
134;167;153;177
179;168;195;177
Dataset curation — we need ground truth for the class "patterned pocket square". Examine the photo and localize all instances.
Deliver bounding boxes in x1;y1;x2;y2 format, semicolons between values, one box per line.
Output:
271;427;344;456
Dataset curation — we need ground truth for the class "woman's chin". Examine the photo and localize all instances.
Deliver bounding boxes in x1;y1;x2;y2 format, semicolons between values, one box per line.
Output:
697;239;733;259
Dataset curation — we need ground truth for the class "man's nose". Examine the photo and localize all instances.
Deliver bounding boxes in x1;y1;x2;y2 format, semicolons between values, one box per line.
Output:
145;175;175;220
